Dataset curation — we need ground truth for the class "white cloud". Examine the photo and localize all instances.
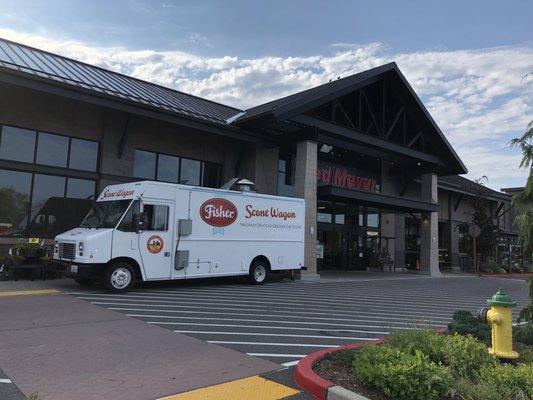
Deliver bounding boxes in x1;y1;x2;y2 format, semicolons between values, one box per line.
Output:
0;27;531;189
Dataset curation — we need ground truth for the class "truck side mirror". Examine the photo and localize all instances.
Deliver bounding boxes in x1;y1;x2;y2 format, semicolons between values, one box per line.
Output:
136;212;145;233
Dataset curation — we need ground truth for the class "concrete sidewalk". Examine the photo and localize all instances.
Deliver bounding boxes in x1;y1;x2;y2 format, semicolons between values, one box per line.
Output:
0;292;279;400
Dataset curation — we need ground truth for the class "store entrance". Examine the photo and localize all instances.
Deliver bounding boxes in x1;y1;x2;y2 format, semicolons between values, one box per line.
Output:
316;202;381;270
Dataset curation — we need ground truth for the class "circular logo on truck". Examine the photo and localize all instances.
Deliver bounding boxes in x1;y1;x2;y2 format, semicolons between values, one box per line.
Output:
146;235;164;254
200;198;238;227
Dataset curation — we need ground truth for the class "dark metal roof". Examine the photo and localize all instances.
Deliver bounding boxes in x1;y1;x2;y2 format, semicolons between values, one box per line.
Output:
235;63;397;124
0;37;241;125
439;175;510;202
235;62;467;175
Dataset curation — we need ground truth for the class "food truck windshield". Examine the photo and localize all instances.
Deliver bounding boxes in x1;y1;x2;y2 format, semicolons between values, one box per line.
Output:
80;199;132;229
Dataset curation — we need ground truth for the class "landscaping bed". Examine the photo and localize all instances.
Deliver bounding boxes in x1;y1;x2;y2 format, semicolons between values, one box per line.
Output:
311;318;533;400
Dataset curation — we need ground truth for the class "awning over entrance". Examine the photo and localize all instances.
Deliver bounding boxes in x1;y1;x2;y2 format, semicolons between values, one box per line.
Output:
318;185;439;213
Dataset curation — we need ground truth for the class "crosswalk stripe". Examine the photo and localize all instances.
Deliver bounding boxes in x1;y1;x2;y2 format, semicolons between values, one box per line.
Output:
109;307;448;326
208;341;340;348
128;313;440;330
247;353;305;358
148;321;389;335
174;330;380;341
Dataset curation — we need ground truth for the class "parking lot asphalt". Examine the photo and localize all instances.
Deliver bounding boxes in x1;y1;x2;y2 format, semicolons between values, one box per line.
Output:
69;274;530;368
0;292;279;400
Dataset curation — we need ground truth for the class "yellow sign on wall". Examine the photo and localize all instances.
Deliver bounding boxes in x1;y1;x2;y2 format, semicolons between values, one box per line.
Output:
28;238;40;244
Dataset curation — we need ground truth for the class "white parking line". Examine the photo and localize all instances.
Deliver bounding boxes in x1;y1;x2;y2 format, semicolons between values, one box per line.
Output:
0;379;12;384
149;321;389;335
208;341;341;348
92;301;269;313
282;360;300;367
139;286;497;305
82;296;455;320
128;313;423;330
111;307;447;326
247;353;305;358
75;291;476;313
174;330;380;341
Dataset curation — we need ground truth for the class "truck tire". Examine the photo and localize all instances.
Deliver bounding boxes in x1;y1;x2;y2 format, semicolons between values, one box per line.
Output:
105;262;135;293
248;260;268;285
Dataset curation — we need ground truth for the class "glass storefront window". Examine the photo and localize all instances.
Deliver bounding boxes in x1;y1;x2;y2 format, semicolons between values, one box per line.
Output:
202;162;222;188
334;214;345;224
66;178;95;199
157;154;179;183
317;213;333;223
36;132;69;167
367;208;380;227
70;138;98;171
180;158;201;185
0;126;36;163
278;158;295;197
133;148;221;187
133;149;156;179
0;169;32;236
28;174;66;238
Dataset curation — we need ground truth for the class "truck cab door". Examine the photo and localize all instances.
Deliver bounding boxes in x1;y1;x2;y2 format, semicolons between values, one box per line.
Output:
112;200;142;271
138;201;173;280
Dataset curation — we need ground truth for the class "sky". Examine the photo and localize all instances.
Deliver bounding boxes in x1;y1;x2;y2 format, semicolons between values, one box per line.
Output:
0;0;532;190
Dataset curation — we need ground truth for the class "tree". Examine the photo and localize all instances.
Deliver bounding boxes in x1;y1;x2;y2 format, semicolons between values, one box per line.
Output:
456;177;502;263
509;121;533;253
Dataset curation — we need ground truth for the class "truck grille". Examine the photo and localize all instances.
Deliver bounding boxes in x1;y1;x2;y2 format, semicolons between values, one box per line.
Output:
58;242;76;260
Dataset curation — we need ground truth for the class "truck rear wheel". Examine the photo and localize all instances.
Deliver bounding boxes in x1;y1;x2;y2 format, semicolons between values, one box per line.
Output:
105;262;135;292
248;261;268;285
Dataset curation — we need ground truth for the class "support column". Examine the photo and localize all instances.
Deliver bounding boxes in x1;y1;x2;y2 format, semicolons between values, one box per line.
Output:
394;213;406;269
294;140;319;280
420;172;441;276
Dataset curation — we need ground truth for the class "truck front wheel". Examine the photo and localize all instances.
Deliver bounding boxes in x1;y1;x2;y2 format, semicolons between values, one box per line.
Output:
248;261;268;285
105;262;135;292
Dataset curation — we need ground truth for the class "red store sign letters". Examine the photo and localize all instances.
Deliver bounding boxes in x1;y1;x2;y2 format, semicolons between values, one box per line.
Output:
317;165;377;192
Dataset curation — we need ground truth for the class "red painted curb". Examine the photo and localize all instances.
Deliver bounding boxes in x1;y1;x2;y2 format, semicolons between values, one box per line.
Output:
294;328;447;400
294;340;385;400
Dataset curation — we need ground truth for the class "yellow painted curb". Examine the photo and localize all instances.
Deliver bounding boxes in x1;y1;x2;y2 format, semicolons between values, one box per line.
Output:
0;289;60;297
159;375;299;400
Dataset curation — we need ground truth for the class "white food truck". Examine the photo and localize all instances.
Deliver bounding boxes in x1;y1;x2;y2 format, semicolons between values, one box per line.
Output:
54;179;305;292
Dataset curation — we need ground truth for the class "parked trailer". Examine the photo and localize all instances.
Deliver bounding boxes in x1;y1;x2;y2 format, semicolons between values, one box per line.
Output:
54;180;305;292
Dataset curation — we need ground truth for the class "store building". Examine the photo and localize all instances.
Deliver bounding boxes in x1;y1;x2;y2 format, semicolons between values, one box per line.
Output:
0;38;518;278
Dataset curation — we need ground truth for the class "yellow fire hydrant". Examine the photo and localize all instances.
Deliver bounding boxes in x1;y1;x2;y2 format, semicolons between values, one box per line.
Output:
478;289;519;359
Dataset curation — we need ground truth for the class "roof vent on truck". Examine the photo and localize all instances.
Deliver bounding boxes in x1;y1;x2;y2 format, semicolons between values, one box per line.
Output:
220;178;256;192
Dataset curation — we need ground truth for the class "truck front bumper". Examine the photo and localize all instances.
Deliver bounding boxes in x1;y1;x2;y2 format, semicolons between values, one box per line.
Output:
56;261;107;281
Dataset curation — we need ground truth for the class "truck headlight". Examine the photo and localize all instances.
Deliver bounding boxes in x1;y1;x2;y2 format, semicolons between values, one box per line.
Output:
78;242;84;257
54;241;58;253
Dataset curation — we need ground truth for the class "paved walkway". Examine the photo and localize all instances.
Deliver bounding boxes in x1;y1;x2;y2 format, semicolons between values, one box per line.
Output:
69;275;530;367
0;291;280;400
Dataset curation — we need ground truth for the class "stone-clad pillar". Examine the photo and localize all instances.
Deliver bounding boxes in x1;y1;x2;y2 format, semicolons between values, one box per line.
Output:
420;172;441;276
294;140;320;280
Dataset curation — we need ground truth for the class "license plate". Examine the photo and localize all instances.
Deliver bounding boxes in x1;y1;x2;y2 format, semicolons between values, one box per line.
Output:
70;265;78;273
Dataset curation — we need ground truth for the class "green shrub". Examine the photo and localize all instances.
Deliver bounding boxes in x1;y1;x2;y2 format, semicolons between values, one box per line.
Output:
518;305;533;323
515;342;533;364
448;310;491;343
353;345;451;400
475;363;533;400
388;330;496;379
450;376;525;400
514;322;533;345
480;261;508;274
